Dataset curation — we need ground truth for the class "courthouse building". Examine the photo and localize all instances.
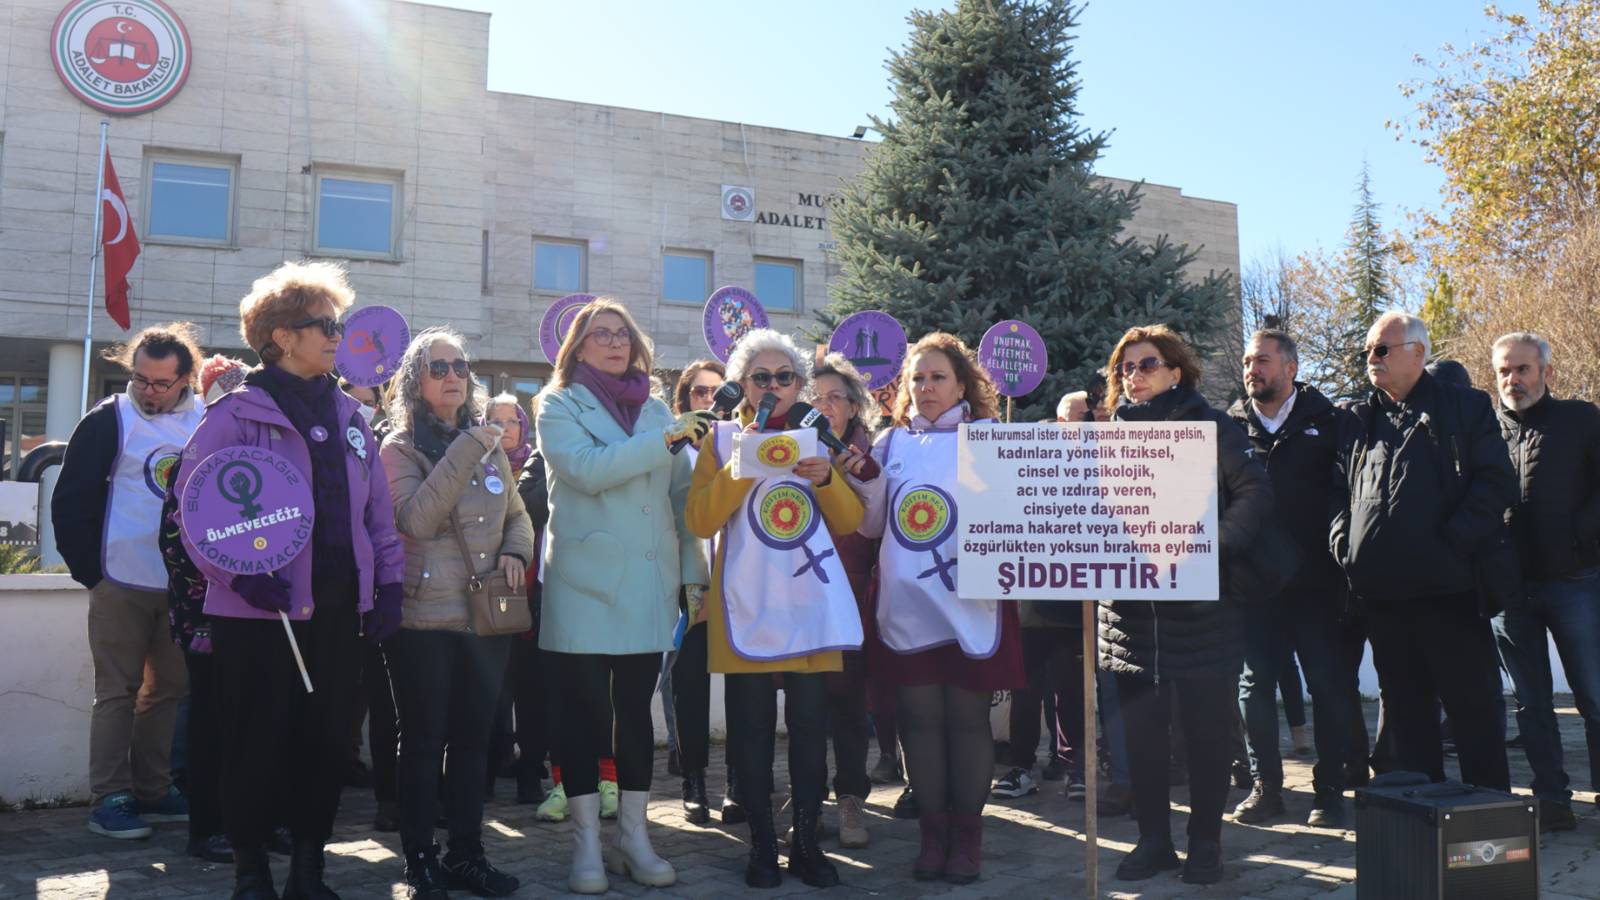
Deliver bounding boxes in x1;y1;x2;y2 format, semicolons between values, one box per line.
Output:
0;0;1238;474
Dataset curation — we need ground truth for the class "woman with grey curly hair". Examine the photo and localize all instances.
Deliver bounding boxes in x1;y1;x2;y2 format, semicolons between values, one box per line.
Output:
378;327;535;898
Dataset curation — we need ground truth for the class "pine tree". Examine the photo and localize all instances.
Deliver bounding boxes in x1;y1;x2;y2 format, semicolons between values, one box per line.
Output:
820;0;1233;421
1418;270;1462;352
1330;163;1393;400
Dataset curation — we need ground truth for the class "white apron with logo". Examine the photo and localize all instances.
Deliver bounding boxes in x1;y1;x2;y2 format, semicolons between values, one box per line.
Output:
877;423;1001;657
713;422;862;661
103;393;203;590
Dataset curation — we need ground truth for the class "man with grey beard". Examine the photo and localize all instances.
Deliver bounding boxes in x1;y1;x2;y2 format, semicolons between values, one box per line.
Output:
1490;332;1600;830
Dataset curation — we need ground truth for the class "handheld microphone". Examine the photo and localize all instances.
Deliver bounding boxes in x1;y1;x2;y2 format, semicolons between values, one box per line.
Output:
669;382;745;454
786;402;881;480
752;392;779;431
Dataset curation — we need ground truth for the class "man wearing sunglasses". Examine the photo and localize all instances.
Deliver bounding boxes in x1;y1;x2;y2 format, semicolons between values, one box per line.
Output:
1331;311;1516;793
53;324;207;841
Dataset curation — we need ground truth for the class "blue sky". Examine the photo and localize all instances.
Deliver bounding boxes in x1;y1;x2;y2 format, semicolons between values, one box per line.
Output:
442;0;1535;267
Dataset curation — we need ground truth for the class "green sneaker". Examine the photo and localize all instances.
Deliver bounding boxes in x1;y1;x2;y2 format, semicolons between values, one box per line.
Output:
599;779;619;820
536;783;568;822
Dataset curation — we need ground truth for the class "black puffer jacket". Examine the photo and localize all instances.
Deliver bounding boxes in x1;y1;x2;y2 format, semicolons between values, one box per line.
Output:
1099;385;1275;680
1227;383;1354;604
1496;391;1600;582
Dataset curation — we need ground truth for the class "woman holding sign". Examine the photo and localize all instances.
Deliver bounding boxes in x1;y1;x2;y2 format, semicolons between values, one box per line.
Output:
1097;324;1272;886
380;329;536;898
684;330;865;889
176;262;406;900
535;298;710;894
850;331;1023;886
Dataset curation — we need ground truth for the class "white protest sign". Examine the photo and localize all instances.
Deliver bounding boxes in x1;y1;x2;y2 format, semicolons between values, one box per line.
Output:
955;422;1219;601
732;429;819;481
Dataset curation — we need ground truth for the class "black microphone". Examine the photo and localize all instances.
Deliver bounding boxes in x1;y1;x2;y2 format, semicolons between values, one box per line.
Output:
752;392;779;431
786;402;881;480
669;382;745;454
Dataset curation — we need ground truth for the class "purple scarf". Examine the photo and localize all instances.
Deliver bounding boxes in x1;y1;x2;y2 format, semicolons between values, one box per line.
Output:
573;361;650;435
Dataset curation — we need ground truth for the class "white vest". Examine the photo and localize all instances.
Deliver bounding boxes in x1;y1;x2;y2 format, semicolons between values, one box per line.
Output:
876;422;1002;657
103;392;203;591
712;422;862;661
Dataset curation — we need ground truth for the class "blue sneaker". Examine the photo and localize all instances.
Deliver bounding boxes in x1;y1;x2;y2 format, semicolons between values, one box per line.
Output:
88;792;153;839
136;786;190;824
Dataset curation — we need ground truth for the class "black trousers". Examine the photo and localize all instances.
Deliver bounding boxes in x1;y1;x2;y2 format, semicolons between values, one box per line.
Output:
1009;628;1085;772
212;588;362;850
1118;671;1235;845
389;629;512;860
546;651;657;796
1366;598;1510;790
183;651;224;841
726;672;829;819
671;623;712;775
508;637;546;777
362;640;400;803
825;650;872;799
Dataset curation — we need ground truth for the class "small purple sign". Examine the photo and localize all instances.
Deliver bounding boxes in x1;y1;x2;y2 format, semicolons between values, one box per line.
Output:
539;293;597;364
334;306;409;388
979;320;1048;398
179;446;315;576
703;286;769;362
828;311;907;390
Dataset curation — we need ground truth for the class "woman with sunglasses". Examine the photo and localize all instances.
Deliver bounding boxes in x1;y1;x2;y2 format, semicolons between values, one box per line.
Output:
848;332;1022;885
379;328;536;898
535;298;711;894
175;262;405;900
684;330;865;889
1098;325;1272;886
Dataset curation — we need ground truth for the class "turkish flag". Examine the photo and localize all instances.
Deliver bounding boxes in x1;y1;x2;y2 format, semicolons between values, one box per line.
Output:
99;147;139;330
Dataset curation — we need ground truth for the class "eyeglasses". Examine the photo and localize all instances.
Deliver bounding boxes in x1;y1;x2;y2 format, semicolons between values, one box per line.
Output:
291;316;345;339
1119;356;1172;377
427;359;471;380
131;374;179;393
1364;340;1420;360
813;390;851;407
689;385;719;399
585;327;632;348
749;370;800;389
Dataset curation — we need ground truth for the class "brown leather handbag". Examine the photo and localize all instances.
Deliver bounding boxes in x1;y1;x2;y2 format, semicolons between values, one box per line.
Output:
449;512;531;636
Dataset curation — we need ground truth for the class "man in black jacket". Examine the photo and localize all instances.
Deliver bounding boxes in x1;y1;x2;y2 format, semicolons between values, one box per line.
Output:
1489;332;1600;829
1331;312;1515;791
1227;330;1360;827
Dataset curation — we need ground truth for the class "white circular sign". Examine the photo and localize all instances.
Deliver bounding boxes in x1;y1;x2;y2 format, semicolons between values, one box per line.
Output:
51;0;193;116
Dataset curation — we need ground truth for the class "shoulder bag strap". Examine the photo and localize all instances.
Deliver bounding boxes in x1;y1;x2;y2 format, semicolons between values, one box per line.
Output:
447;511;486;592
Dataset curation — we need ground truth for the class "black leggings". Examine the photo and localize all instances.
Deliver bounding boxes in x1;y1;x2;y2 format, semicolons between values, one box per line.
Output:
546;651;658;796
1118;672;1235;844
897;684;993;815
726;672;829;819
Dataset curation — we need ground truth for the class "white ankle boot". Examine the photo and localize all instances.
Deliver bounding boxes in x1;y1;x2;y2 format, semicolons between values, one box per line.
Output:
567;792;609;894
604;789;676;886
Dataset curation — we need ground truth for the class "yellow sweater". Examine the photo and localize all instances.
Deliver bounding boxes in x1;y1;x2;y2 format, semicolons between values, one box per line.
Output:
684;427;864;674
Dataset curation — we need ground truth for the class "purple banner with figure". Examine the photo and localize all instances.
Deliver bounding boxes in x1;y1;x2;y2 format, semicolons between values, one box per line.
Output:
703;286;769;362
979;319;1048;398
827;311;907;390
179;446;315;576
335;305;409;387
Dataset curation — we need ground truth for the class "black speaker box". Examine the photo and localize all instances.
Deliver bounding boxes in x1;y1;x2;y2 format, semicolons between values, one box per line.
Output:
1356;780;1539;899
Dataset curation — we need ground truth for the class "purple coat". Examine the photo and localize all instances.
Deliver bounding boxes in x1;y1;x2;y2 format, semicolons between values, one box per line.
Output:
176;383;405;621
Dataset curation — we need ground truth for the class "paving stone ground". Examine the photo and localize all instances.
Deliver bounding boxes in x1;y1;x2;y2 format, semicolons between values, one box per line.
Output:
5;699;1597;899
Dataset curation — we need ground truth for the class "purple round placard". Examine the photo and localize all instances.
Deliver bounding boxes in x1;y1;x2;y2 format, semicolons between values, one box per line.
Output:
538;293;597;364
979;320;1048;398
827;311;907;390
334;306;410;387
179;446;315;576
703;286;769;362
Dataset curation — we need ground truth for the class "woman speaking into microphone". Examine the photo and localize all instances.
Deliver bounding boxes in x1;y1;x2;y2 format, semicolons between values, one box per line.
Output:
851;332;1023;886
684;329;864;890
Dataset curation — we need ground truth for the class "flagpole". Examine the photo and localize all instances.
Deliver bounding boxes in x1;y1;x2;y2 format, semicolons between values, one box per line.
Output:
80;121;108;417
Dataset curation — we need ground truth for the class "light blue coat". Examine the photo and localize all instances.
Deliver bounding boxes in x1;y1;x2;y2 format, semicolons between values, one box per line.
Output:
534;382;708;654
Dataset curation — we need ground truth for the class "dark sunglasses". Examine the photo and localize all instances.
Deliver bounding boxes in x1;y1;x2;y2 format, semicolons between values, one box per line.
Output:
291;316;345;339
1363;340;1420;360
1119;356;1172;377
428;359;471;380
749;370;800;389
689;385;719;399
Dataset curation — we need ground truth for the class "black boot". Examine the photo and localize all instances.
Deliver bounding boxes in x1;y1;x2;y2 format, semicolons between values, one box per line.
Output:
721;766;747;824
682;770;711;825
744;806;782;889
403;845;449;900
786;806;840;888
281;837;339;900
231;845;279;900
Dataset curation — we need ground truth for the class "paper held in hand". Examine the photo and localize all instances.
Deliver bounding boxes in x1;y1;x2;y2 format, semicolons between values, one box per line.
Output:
732;428;819;480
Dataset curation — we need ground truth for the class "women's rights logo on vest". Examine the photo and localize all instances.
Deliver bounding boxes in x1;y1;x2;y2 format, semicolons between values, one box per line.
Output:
143;448;181;498
891;484;959;590
756;434;799;468
746;482;834;583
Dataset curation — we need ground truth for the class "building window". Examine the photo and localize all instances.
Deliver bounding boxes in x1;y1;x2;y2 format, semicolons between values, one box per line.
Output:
0;375;48;479
533;238;586;293
663;250;711;304
313;168;402;259
754;257;802;312
144;153;237;245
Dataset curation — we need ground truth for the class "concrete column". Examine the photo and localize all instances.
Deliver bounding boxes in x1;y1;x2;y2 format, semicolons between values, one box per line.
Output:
45;343;87;440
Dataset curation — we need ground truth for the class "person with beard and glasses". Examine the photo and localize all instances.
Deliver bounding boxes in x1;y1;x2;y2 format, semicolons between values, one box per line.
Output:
1489;332;1600;831
1227;329;1361;828
1331;311;1515;794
